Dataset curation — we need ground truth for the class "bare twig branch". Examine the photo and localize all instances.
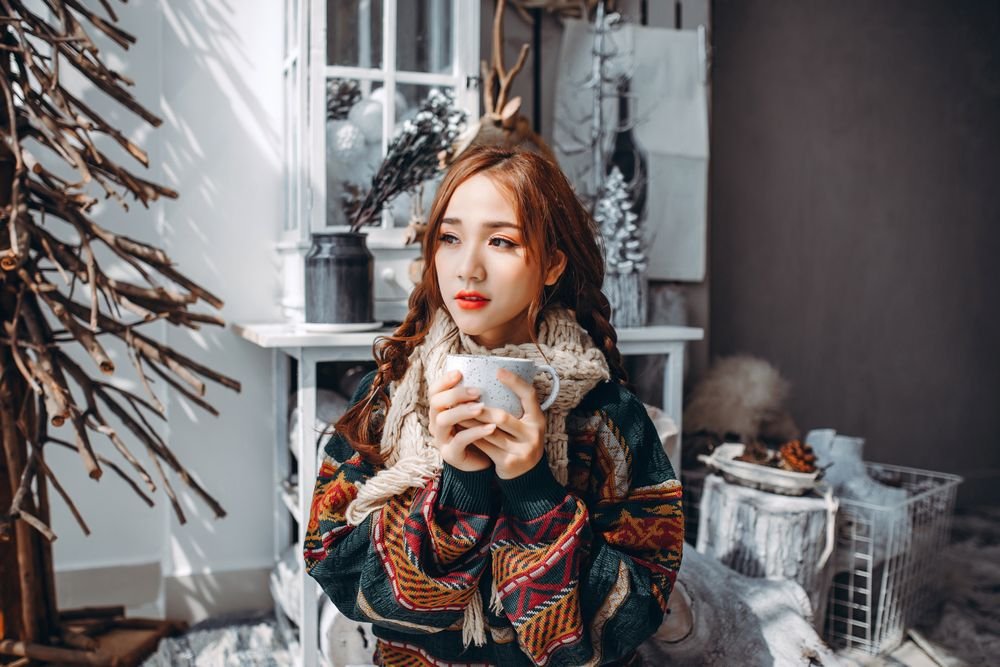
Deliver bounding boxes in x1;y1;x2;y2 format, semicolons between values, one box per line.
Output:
35;450;90;536
1;0;240;552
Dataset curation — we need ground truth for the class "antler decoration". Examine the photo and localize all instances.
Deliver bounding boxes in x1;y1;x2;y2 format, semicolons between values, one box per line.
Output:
508;0;619;21
0;0;240;549
481;0;530;123
456;0;558;165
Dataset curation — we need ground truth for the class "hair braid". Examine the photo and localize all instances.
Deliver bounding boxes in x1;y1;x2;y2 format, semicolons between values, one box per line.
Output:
333;281;435;464
576;287;629;388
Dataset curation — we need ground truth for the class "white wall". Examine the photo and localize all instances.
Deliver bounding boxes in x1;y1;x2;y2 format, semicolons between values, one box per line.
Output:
49;0;284;611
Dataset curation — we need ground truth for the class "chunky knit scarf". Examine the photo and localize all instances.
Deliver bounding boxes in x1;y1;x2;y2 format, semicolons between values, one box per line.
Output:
344;305;610;646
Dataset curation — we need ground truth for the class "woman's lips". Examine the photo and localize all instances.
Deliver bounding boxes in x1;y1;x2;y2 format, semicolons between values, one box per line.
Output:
456;296;490;310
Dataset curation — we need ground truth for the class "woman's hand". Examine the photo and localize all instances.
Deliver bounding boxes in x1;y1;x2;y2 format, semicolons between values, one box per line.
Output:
465;368;547;480
428;370;495;472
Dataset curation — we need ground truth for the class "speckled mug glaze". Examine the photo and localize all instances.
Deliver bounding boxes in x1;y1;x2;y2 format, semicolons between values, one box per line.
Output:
444;354;560;418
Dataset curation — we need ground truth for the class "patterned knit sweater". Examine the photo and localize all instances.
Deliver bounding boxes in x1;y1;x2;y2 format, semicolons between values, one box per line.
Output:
304;370;684;666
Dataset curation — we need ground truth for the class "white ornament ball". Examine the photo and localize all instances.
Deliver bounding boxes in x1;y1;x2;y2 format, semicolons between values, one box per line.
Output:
369;87;409;121
389;190;411;225
365;144;383;173
326;120;367;163
341;144;380;188
348;99;384;144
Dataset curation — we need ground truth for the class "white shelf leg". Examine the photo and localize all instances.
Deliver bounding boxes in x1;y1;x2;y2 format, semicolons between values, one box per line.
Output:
274;351;292;563
662;342;686;476
296;348;320;667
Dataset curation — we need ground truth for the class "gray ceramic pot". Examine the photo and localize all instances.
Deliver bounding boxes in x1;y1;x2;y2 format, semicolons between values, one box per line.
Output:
304;231;374;324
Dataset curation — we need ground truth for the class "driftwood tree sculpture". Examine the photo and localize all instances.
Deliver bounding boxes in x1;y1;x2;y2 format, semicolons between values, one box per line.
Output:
1;1;240;663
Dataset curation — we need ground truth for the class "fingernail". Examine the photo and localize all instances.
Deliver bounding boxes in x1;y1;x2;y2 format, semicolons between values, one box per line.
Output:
466;387;480;397
451;370;461;379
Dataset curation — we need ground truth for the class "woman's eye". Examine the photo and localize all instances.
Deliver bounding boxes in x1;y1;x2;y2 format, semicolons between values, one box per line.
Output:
489;237;517;249
439;233;459;245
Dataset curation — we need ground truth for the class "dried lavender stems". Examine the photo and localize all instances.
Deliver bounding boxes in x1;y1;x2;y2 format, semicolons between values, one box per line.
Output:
349;90;466;231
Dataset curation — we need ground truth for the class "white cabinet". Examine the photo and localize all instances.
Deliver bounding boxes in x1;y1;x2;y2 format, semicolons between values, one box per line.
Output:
232;322;702;667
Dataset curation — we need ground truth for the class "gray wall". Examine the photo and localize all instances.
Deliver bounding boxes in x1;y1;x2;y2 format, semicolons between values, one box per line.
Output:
710;0;1000;506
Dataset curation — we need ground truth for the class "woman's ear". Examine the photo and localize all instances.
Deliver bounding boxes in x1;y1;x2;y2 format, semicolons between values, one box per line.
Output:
544;250;568;286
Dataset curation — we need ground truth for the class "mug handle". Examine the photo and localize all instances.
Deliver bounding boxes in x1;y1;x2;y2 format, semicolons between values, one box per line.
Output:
536;364;560;411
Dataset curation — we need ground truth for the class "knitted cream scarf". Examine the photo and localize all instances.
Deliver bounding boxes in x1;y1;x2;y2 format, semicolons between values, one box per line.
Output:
344;305;610;646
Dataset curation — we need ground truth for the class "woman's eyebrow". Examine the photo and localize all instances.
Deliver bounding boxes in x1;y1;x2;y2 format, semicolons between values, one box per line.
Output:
441;218;519;230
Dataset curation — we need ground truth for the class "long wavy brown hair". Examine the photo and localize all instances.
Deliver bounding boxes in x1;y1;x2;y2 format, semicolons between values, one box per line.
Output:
336;146;628;464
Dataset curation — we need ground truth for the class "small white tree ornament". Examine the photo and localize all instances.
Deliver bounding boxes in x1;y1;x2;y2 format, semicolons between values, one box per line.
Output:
595;166;647;327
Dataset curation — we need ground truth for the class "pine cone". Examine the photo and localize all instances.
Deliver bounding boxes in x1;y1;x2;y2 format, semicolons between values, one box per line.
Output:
736;440;774;466
779;440;817;473
327;79;362;120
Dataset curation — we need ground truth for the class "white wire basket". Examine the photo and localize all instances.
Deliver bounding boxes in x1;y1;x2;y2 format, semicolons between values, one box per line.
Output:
822;462;962;656
681;467;708;546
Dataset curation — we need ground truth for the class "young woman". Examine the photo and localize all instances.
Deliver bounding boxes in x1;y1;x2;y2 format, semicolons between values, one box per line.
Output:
304;146;684;666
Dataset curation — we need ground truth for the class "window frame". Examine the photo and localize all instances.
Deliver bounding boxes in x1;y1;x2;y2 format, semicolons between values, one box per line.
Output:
303;0;480;237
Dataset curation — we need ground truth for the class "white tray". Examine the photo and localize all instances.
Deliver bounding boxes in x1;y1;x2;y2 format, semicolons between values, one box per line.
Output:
698;443;820;496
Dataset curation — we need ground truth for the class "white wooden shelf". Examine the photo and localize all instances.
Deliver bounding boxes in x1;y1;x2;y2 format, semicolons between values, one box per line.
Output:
232;321;703;348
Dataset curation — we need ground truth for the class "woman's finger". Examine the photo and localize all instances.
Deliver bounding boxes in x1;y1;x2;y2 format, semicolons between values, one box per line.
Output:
428;369;461;397
472;437;509;465
438;402;485;431
471;425;511;450
450;422;497;450
497;369;544;421
476;405;524;439
428;373;458;441
429;380;482;413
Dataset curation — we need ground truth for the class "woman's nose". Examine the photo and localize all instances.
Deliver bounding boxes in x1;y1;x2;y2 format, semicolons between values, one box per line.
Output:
457;246;485;282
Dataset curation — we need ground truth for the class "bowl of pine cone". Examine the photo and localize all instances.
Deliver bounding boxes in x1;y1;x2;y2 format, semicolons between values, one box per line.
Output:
697;440;821;495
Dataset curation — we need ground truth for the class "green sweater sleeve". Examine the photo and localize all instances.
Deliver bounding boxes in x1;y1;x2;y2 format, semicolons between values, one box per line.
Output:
304;370;498;633
490;383;685;665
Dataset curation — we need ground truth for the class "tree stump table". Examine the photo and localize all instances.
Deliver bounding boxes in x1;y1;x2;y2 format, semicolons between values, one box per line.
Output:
695;473;837;627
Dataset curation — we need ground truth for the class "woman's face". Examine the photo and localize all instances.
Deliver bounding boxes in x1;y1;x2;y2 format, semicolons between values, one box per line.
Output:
434;173;564;348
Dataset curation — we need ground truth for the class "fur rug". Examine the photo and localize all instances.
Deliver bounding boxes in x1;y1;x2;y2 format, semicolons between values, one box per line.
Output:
141;609;293;667
911;505;1000;666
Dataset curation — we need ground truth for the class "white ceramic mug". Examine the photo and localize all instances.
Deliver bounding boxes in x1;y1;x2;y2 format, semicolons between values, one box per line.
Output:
444;354;560;418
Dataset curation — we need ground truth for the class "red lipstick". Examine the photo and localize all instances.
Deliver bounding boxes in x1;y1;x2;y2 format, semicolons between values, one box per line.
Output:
455;290;490;310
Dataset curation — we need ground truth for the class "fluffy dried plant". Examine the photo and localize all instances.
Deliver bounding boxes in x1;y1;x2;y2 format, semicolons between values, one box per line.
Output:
683;355;799;444
348;89;466;231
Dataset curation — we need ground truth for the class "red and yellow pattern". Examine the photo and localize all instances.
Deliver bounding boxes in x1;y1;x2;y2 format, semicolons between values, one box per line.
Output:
373;482;486;612
375;639;494;667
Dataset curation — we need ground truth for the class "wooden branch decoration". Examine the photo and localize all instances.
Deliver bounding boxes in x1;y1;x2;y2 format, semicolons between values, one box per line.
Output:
0;1;240;655
508;0;619;21
458;0;560;165
483;0;530;119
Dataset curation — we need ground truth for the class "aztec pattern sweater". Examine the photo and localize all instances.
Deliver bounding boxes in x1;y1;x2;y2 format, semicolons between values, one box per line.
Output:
304;370;684;666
